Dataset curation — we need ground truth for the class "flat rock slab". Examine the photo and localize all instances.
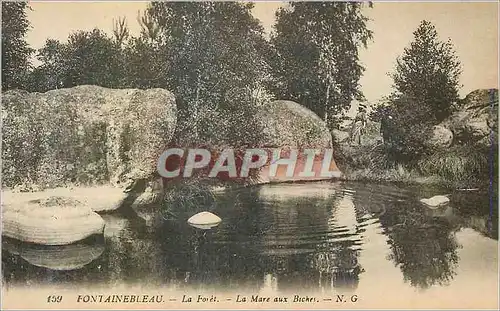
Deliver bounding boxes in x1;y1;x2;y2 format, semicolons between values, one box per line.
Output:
2;185;128;213
2;196;105;245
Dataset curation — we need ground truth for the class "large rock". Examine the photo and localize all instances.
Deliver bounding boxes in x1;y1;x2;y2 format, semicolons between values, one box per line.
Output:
169;100;341;184
257;100;333;149
443;89;498;147
255;100;340;183
2;85;177;190
2;196;105;245
423;125;453;151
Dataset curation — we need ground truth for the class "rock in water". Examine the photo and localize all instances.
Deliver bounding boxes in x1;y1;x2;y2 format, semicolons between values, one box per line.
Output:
187;211;222;230
2;196;105;245
420;195;450;208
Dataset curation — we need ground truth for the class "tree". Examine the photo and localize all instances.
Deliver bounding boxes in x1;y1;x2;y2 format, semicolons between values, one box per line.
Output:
391;20;462;122
1;2;33;91
28;39;67;92
144;2;269;147
269;2;373;130
120;10;168;89
381;20;463;163
63;29;124;88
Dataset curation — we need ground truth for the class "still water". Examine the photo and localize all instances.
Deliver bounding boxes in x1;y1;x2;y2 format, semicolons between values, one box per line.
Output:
2;181;498;304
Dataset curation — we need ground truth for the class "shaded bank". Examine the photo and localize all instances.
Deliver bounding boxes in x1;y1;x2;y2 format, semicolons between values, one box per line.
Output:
334;89;498;193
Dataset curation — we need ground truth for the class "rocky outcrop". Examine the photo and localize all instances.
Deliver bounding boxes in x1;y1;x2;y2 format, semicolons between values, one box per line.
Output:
170;99;341;184
442;89;498;147
2;85;177;190
2;196;105;245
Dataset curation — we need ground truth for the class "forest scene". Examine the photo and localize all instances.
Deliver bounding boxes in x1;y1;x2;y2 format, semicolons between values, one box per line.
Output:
2;1;498;191
1;2;498;309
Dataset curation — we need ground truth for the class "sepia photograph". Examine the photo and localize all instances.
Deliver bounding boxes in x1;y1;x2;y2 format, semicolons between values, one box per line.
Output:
1;0;498;309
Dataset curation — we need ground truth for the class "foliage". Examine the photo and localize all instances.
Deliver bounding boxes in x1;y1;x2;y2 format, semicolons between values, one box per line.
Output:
269;2;373;130
391;20;462;123
1;2;33;91
28;39;67;91
29;29;124;92
143;2;269;148
383;208;459;289
382;95;435;163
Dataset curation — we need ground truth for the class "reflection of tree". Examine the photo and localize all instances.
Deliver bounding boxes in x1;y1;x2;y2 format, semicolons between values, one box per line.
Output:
380;203;459;289
156;187;268;291
308;193;362;292
345;182;461;290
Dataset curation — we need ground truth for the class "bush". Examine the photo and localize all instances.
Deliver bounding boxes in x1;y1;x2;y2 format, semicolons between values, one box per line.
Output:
417;145;490;187
161;179;216;220
376;95;435;164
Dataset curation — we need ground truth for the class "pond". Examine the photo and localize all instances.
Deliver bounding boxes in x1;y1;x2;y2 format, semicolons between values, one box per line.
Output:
2;181;498;308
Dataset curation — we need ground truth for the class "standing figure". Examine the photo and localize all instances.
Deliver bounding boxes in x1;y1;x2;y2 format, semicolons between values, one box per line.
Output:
379;106;394;144
349;105;367;145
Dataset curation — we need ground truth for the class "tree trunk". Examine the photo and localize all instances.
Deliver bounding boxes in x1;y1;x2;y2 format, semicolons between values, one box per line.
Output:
324;73;331;126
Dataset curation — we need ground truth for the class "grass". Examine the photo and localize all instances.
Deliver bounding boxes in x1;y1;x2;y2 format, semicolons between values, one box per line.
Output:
337;125;494;189
416;145;491;189
161;179;217;220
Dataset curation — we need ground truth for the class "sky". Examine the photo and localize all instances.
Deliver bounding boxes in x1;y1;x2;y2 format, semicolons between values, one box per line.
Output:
25;1;499;104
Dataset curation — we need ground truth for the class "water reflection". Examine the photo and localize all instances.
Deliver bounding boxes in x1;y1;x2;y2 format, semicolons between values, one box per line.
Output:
1;181;497;295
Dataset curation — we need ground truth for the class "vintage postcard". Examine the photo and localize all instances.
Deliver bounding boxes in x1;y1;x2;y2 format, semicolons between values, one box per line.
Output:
1;0;498;310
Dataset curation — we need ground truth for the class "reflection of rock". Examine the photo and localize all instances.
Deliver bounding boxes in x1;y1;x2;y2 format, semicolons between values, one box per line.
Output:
258;182;340;200
2;237;104;270
333;194;358;234
2;196;105;245
423;204;454;219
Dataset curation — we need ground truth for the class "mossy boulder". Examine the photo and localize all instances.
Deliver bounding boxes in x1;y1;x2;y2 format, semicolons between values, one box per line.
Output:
2;85;177;190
